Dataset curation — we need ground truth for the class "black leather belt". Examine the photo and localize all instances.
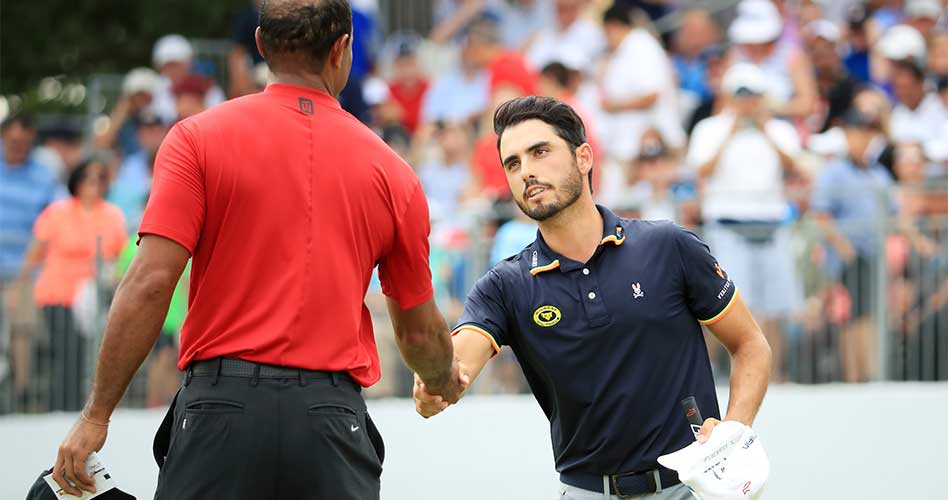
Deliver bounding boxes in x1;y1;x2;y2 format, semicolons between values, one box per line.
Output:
561;467;680;498
188;357;340;380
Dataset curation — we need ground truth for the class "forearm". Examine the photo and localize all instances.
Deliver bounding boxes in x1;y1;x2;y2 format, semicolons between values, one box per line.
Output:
395;318;454;385
696;145;727;179
84;272;175;421
724;337;771;425
452;330;495;384
614;93;659;112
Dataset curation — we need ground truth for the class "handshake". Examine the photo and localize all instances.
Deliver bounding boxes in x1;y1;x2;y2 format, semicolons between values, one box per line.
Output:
412;358;472;418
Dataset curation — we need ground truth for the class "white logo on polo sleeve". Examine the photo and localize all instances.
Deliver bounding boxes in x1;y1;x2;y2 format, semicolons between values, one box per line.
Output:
632;283;645;299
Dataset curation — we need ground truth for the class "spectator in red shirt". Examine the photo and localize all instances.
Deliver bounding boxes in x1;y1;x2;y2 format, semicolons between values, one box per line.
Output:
52;2;466;499
386;36;429;133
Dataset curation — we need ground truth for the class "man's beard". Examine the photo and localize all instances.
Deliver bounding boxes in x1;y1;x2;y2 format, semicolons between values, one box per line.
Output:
515;162;584;222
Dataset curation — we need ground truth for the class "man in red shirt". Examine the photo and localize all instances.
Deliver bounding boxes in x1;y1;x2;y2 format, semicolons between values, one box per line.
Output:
52;2;466;499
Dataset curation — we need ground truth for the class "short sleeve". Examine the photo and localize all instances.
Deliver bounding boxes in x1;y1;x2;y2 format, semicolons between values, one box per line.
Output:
139;123;206;254
809;167;836;215
765;119;802;156
452;269;509;353
685;117;724;172
33;204;56;242
674;227;738;325
377;183;434;310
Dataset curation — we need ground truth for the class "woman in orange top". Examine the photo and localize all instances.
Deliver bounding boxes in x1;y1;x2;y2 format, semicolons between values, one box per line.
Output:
13;157;127;411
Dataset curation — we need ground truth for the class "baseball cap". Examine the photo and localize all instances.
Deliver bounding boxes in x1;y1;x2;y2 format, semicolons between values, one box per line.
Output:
728;0;783;45
804;19;841;43
26;469;136;500
122;67;159;96
722;63;767;96
658;421;770;500
905;0;942;20
152;34;193;68
876;25;926;63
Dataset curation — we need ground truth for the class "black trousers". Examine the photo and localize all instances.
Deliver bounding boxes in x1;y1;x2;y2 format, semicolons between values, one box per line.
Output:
153;364;384;500
43;305;86;412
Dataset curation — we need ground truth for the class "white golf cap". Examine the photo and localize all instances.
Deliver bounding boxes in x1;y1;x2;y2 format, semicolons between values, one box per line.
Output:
152;34;194;68
729;0;783;44
876;25;927;62
905;0;943;20
722;63;768;96
121;67;160;96
805;19;841;43
658;421;770;500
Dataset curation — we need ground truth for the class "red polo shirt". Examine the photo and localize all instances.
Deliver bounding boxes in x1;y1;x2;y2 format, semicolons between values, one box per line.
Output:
140;84;433;387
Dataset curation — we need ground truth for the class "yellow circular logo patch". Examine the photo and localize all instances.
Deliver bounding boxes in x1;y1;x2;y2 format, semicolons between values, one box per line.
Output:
533;305;562;327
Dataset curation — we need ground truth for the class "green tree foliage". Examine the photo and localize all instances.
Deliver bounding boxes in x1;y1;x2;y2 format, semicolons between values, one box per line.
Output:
1;0;251;94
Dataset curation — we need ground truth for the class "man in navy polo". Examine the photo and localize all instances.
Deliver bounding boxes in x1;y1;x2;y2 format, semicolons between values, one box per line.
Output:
415;96;772;500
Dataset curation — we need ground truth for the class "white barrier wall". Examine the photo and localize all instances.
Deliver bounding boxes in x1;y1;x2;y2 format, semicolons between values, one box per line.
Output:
2;383;947;500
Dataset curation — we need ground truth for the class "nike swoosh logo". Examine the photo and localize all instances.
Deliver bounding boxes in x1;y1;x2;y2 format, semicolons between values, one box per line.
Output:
350;425;360;432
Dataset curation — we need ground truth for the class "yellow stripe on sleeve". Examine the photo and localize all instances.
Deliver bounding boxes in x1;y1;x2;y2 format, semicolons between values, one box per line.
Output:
451;325;501;354
698;288;740;326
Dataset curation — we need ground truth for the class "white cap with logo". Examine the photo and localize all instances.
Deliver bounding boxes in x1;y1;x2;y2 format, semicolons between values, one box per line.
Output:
658;421;770;500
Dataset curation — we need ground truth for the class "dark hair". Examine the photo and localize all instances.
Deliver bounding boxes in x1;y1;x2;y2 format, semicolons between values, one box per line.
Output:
258;0;352;73
540;62;573;89
891;59;925;81
1;114;35;134
603;5;633;26
67;158;107;197
493;96;592;191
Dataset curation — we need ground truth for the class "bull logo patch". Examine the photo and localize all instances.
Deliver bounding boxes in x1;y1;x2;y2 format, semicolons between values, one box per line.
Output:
533;305;561;327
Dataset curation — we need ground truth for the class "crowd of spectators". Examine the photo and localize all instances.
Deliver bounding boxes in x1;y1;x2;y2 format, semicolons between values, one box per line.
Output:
2;0;947;411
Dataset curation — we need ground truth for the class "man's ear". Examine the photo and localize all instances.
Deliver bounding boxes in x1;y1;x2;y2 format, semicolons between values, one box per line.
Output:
576;143;594;176
255;27;267;62
329;33;350;68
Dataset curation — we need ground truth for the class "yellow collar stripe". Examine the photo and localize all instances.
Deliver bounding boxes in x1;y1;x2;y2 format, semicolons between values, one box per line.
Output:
698;288;740;326
530;259;561;276
600;234;626;246
451;325;501;354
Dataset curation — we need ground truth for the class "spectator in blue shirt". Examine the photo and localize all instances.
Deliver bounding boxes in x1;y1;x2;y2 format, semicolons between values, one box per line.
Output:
0;114;60;408
811;108;897;383
672;9;721;105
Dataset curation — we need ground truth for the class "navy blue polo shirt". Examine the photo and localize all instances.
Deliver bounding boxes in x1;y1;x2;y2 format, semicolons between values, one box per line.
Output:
453;206;737;479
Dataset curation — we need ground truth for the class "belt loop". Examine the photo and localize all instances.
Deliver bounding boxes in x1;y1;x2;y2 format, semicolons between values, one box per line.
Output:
211;358;222;386
653;470;662;493
298;368;306;387
330;372;339;387
602;476;610;500
184;365;193;387
250;364;260;387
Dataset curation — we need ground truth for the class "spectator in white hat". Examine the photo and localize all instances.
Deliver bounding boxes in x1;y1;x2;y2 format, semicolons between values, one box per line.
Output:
872;24;928;84
686;62;807;381
150;34;225;124
727;0;818;119
94;67;159;156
